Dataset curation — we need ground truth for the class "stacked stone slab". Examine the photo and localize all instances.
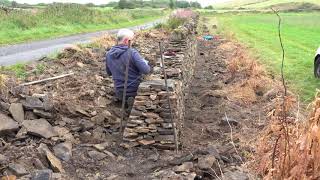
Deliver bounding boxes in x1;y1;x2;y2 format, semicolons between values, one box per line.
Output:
123;18;198;149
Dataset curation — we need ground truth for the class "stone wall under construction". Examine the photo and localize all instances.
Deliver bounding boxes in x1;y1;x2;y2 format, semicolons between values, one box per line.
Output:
122;20;198;149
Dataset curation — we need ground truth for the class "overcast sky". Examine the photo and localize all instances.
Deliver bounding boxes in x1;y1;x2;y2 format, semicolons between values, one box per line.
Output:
14;0;232;6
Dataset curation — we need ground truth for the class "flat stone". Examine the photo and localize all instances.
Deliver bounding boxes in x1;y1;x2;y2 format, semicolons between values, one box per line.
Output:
145;118;164;124
157;128;174;135
138;139;155;145
94;142;110;151
142;112;160;119
0;113;19;134
8;163;28;176
53;142;72;162
79;119;95;131
23;96;43;110
88;151;107;161
169;154;194;166
61;117;75;124
173;162;193;173
154;135;174;143
224;170;249;180
198;155;216;170
161;123;173;129
150;94;157;101
123;130;138;138
0;102;10;111
135;127;151;133
120;142;139;149
31;169;53;180
37;144;65;173
104;150;116;159
33;109;53;119
9;103;24;123
22;119;58;138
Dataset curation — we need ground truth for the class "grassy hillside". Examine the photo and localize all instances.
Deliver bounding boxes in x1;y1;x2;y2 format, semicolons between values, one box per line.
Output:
0;3;166;45
216;0;320;9
214;12;320;102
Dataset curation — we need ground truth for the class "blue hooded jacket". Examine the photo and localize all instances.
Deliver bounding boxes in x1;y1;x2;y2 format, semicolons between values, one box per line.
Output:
106;45;151;97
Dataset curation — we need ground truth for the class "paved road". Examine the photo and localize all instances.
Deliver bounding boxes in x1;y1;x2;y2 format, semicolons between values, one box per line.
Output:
0;20;161;66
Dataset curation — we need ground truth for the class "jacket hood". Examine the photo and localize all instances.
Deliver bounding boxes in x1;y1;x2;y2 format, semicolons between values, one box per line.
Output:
108;45;129;59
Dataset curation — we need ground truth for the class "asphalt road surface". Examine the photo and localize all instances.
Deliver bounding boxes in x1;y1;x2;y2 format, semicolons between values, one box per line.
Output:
0;20;161;66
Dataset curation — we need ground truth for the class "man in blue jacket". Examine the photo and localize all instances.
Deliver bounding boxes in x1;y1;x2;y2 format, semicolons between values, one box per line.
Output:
106;29;151;116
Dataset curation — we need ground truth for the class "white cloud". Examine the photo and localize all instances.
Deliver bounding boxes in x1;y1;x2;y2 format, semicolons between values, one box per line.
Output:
14;0;232;6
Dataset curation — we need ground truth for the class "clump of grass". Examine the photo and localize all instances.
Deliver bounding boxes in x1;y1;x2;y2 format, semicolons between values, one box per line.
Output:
5;64;27;79
35;63;45;75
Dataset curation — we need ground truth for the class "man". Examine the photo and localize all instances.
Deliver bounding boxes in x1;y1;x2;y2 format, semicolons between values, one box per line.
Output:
106;29;151;116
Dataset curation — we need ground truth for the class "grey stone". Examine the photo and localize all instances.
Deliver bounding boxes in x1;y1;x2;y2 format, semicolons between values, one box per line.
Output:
31;169;53;180
94;142;110;151
198;155;216;170
0;101;10;111
8;163;28;176
22;119;58;138
88;151;107;161
53;142;72;162
9;103;24;123
79;119;95;131
173;162;193;173
23;96;43;110
33;109;53;119
0;113;19;134
37;143;65;173
154;135;174;143
170;153;194;166
0;154;8;165
224;170;249;180
157;128;174;135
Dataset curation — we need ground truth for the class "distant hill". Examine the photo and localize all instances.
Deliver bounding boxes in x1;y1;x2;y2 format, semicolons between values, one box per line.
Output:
215;0;320;10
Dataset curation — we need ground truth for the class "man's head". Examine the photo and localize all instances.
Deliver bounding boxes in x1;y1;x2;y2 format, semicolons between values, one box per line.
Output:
117;29;134;46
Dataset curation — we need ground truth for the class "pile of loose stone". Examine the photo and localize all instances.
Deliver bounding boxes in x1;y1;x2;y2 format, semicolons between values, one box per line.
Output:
122;18;198;149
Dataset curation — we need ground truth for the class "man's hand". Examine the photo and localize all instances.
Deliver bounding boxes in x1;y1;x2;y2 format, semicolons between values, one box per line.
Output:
143;59;149;65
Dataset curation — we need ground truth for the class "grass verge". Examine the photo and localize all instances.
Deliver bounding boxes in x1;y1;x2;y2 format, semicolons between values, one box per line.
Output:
209;12;319;102
0;4;167;45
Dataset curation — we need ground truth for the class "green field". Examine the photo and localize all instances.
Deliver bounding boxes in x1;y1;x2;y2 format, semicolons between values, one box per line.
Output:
215;0;320;9
0;4;166;45
213;12;320;102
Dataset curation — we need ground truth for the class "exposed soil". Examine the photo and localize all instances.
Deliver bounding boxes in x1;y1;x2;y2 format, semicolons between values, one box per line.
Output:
0;23;283;179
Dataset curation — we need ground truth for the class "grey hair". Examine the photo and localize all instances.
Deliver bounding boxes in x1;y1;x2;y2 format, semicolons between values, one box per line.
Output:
117;29;134;43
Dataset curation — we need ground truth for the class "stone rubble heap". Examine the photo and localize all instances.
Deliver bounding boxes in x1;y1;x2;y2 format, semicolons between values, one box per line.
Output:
122;19;198;149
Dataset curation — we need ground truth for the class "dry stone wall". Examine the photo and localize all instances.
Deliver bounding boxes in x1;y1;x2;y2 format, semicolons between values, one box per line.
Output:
122;19;198;149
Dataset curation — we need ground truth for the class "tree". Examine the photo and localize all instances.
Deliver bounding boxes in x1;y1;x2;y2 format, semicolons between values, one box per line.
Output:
85;3;95;7
190;2;201;9
176;1;190;8
11;1;17;8
118;0;127;9
204;5;214;9
169;0;174;9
